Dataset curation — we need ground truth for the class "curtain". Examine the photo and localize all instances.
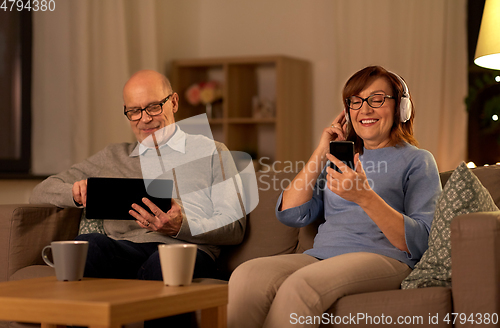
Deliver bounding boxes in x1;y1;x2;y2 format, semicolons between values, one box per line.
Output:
32;0;161;174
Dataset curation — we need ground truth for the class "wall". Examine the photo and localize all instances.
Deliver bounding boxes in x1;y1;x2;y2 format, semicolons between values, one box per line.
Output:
0;180;43;205
192;0;467;172
156;0;202;75
1;0;467;203
196;1;337;154
30;0;466;174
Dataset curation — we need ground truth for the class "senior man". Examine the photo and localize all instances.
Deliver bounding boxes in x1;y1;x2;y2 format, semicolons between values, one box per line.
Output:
30;70;246;282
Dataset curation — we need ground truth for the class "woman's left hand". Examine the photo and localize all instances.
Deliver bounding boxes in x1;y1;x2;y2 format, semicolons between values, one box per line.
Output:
326;153;410;253
325;153;372;204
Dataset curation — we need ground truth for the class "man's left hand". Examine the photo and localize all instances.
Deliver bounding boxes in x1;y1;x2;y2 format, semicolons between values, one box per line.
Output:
129;198;183;236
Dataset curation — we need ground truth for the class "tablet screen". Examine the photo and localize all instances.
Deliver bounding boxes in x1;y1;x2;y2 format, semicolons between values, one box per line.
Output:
86;177;173;220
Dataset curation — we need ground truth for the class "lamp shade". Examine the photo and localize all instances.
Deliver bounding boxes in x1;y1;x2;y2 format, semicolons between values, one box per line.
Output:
474;0;500;70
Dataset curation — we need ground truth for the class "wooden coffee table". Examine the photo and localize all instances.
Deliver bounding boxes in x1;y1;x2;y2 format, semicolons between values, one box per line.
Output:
0;276;227;328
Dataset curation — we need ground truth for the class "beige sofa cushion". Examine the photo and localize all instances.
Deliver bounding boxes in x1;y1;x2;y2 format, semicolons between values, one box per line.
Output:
325;287;451;327
9;265;55;281
0;205;81;281
218;172;300;277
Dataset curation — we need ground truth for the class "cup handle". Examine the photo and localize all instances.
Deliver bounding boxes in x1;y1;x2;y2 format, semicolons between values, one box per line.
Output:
42;245;55;268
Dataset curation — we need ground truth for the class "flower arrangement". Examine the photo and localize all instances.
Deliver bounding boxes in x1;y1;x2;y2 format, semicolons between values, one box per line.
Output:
185;81;223;106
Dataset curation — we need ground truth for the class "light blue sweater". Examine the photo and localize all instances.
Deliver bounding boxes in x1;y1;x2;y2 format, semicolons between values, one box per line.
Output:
275;143;441;268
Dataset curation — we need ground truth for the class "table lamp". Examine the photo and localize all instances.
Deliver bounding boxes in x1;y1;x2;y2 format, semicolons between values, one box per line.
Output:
474;0;500;69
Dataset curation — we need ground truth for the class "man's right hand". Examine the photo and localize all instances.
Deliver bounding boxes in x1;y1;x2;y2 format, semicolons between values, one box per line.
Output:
72;179;88;207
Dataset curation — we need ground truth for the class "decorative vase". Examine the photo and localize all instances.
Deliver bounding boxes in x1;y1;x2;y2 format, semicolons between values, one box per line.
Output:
205;103;212;119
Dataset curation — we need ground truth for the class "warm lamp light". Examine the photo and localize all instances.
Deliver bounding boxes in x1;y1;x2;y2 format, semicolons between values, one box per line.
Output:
466;161;477;168
474;0;500;69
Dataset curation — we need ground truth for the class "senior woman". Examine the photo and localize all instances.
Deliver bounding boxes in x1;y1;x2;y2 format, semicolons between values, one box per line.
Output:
227;66;442;328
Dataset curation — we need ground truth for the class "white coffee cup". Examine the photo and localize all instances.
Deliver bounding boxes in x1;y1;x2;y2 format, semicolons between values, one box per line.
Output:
42;241;89;281
158;244;197;286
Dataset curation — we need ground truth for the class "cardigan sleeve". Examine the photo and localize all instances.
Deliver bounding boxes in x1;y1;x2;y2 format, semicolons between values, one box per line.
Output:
275;167;327;228
29;152;105;207
401;150;442;260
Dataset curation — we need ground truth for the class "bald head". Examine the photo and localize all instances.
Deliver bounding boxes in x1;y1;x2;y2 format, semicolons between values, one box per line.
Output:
123;70;172;101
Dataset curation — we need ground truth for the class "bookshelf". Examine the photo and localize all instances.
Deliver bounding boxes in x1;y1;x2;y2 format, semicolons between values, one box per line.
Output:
171;55;312;169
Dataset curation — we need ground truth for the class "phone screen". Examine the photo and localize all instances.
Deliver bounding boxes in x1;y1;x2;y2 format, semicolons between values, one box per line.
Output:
329;141;355;173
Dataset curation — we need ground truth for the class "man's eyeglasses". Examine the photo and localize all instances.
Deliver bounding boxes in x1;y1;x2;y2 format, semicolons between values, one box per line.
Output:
346;93;394;110
124;94;173;121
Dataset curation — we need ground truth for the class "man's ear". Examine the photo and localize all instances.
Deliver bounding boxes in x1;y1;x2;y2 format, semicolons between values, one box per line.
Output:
171;93;179;113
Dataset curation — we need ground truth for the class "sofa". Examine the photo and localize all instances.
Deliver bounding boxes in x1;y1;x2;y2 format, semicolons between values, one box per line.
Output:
1;166;500;328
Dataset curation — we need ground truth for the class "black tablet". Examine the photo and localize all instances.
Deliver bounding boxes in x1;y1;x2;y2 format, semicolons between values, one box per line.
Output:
85;177;173;220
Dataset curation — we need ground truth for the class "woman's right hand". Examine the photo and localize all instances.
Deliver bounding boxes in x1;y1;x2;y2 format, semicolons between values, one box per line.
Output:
315;111;348;157
282;111;348;211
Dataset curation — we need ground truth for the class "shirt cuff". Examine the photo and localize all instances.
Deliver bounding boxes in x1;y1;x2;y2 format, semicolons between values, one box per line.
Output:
403;214;428;260
171;211;188;239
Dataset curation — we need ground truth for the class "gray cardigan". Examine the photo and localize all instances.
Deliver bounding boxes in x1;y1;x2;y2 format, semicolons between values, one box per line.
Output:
30;131;246;260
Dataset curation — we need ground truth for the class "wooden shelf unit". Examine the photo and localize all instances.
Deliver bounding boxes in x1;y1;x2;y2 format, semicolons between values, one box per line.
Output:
171;55;312;167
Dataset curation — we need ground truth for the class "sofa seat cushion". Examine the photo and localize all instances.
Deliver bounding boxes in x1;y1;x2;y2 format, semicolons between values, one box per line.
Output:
321;287;451;327
218;172;300;278
9;265;55;281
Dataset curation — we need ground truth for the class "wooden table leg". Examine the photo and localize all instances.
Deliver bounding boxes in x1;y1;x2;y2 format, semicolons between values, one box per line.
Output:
200;305;227;328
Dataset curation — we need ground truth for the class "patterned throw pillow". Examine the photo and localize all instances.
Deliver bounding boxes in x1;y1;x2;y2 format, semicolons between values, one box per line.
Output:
401;162;499;289
78;208;105;235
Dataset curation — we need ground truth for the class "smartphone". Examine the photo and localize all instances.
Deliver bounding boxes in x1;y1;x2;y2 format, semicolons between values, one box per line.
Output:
329;141;355;173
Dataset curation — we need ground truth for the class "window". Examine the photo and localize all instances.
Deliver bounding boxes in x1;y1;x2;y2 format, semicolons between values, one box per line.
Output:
0;11;32;173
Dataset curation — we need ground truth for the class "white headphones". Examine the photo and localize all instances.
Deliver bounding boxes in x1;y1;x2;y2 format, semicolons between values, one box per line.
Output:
344;71;412;123
391;71;412;123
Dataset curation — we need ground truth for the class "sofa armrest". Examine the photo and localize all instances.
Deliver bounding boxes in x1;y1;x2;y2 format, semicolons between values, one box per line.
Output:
0;204;82;282
451;211;500;327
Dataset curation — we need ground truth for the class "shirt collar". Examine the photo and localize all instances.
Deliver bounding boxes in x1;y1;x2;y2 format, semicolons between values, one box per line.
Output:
130;125;186;157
